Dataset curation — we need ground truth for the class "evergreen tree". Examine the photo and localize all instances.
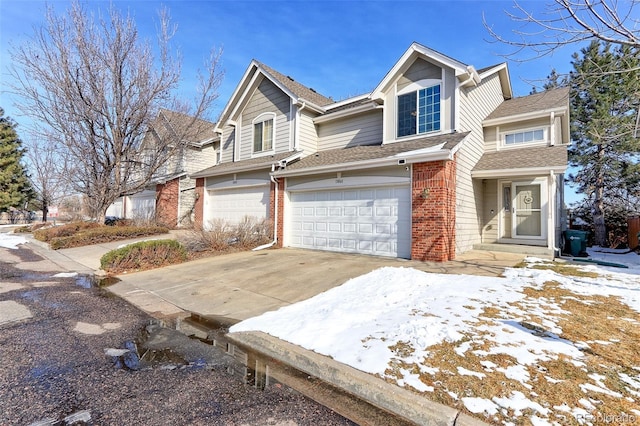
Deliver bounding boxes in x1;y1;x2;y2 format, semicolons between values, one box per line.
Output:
568;41;640;246
0;108;33;211
530;69;568;94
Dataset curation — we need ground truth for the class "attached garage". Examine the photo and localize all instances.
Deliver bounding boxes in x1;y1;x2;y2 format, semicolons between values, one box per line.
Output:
206;184;270;225
287;185;411;258
127;190;156;220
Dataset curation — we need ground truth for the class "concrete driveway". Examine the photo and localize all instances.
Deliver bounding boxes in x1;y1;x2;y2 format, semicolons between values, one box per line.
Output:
107;248;525;321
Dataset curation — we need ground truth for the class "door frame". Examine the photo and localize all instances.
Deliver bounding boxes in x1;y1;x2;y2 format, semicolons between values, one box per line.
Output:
498;177;548;244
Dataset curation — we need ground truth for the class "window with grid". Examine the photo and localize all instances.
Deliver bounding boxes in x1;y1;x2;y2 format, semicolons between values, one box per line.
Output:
504;129;545;145
397;84;441;138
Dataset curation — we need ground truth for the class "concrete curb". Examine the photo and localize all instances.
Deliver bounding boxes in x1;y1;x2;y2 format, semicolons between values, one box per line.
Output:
228;331;488;426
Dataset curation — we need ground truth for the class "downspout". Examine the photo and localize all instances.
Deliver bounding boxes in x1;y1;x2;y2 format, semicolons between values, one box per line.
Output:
253;166;279;251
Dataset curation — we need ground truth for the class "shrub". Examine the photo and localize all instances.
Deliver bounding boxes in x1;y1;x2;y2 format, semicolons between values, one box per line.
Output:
48;225;169;249
179;216;273;254
34;221;101;242
100;239;187;273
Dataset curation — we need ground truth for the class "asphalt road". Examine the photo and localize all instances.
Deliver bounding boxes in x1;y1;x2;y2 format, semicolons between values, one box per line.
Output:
0;244;354;426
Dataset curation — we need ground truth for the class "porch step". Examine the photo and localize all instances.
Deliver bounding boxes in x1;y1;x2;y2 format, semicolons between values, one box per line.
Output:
473;243;554;259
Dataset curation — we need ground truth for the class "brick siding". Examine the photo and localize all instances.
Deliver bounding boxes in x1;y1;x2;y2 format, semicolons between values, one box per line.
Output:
411;158;457;261
156;177;180;228
270;178;285;247
194;178;205;228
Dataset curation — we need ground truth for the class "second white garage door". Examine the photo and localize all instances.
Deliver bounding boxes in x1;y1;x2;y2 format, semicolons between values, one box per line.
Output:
288;186;411;258
207;185;270;224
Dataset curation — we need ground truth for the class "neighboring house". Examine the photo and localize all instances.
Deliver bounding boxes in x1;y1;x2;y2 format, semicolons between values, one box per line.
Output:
106;110;217;227
190;42;569;261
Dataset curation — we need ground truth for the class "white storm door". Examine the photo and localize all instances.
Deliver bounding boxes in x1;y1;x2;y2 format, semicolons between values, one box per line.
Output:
512;180;546;239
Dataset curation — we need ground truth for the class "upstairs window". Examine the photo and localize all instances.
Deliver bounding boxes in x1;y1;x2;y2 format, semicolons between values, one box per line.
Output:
504;128;545;146
253;113;275;153
397;83;441;138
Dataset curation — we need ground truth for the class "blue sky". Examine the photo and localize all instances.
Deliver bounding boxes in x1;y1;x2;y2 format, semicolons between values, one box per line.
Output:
0;0;582;200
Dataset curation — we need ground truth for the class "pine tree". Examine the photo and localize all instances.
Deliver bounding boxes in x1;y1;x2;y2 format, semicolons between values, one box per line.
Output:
568;41;640;246
0;108;33;211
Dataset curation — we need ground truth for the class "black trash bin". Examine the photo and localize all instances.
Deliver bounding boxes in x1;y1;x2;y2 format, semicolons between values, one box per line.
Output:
564;230;589;257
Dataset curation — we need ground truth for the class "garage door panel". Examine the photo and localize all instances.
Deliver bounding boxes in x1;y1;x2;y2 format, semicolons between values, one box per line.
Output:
288;185;411;258
208;185;269;224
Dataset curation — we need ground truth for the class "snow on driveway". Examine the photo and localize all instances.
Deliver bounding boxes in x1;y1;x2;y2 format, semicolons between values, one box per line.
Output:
0;232;26;249
231;249;640;425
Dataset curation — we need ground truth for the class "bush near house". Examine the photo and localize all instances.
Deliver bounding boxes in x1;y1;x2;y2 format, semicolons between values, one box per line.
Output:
180;216;273;255
32;221;169;249
100;239;187;273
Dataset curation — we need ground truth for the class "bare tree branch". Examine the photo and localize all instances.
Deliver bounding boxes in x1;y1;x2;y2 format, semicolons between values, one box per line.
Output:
9;1;223;221
484;0;640;61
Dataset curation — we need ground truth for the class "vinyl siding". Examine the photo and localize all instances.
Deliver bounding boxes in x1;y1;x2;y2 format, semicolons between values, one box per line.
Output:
456;73;505;253
298;110;318;154
184;144;218;175
220;125;235;163
481;179;499;243
317;110;383;151
239;78;291;160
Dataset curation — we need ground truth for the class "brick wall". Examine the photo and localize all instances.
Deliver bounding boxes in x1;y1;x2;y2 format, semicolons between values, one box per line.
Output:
411;158;457;262
156;177;179;228
194;178;205;228
270;178;285;247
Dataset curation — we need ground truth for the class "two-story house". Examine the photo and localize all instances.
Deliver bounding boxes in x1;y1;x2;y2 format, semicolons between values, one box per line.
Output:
190;42;569;261
106;109;217;227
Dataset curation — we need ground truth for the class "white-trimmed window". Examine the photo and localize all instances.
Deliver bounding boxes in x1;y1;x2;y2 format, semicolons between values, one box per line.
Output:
253;112;275;153
504;128;545;146
397;79;441;138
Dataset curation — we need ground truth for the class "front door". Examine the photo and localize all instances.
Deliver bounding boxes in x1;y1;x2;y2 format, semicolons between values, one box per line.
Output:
512;180;545;239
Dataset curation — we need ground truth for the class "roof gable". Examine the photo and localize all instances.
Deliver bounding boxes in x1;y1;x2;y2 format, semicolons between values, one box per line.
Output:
216;60;333;130
371;42;478;99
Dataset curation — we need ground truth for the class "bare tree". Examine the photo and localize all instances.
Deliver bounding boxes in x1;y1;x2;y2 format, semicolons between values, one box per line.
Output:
25;139;69;222
9;1;223;221
484;0;640;60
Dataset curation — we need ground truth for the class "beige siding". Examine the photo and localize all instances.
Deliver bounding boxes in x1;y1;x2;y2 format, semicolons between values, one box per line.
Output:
317;110;383;151
286;166;410;188
220;125;235;163
178;176;197;227
456;73;505;253
483;116;568;151
184;144;218;175
239;78;291;160
481;179;499;243
398;58;441;90
298;110;318;155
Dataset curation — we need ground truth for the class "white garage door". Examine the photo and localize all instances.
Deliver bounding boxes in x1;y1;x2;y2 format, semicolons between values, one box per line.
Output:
288;186;411;258
129;194;156;219
208;185;270;224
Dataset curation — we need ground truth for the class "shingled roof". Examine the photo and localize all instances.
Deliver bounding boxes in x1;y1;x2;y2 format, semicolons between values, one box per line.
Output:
257;61;334;107
485;87;569;121
473;145;567;174
279;132;470;173
157;109;216;144
190;152;296;178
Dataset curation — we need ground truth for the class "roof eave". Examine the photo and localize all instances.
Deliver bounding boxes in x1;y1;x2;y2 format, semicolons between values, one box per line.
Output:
483;107;567;127
313;101;380;124
471;165;567;179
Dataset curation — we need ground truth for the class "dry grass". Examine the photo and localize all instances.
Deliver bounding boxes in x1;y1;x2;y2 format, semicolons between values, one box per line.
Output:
381;279;640;425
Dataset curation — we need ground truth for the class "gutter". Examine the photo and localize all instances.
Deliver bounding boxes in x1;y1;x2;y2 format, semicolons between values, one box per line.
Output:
471;165;567;179
483;108;566;127
313;101;380;124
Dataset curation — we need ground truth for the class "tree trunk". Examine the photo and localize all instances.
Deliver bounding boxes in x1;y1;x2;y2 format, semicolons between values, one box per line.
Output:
42;201;48;223
592;144;607;246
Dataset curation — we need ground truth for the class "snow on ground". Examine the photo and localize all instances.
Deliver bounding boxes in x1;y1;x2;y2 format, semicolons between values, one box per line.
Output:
231;250;640;425
0;232;27;249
